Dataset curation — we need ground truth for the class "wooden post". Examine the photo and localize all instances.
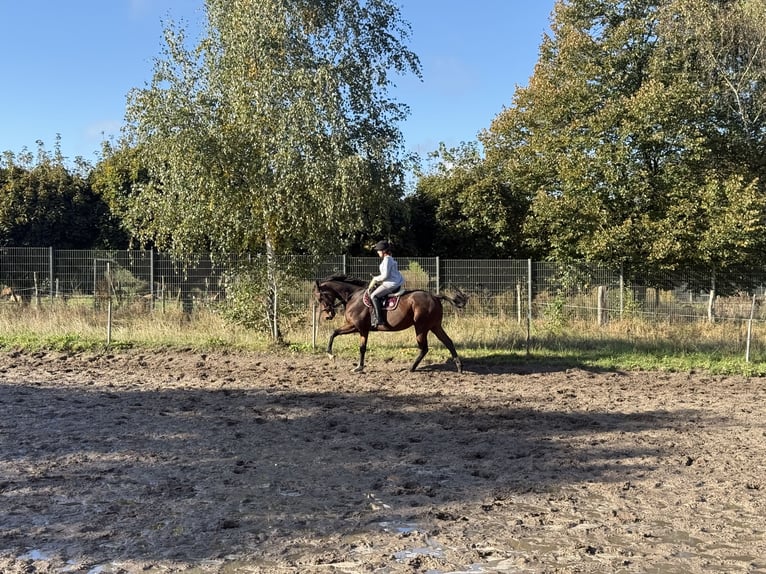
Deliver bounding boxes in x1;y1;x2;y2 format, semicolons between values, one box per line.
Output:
597;285;608;326
106;262;112;346
746;293;756;363
526;259;532;357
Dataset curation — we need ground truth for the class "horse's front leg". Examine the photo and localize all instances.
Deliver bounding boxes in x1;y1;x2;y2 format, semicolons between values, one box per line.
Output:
352;331;369;373
326;322;357;359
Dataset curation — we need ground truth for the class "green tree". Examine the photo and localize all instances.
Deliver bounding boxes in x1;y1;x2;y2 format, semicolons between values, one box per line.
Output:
89;142;148;248
0;141;119;249
657;0;766;291
673;0;766;163
485;0;766;290
409;142;528;258
119;0;420;338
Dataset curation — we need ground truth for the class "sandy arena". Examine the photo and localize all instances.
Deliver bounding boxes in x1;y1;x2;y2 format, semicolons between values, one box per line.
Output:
1;348;765;573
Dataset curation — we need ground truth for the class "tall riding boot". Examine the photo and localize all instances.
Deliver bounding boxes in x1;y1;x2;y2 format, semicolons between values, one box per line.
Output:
371;296;385;329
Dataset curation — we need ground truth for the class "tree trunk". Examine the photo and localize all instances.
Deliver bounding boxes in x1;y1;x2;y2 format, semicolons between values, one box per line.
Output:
707;272;716;323
265;236;283;342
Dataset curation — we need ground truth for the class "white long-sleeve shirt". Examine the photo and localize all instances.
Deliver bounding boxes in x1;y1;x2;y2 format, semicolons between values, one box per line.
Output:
373;255;404;288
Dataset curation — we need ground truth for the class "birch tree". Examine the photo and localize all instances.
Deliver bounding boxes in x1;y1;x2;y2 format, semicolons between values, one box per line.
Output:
120;0;420;337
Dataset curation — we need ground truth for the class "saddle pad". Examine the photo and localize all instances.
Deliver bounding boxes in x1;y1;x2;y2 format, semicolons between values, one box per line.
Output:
363;291;401;311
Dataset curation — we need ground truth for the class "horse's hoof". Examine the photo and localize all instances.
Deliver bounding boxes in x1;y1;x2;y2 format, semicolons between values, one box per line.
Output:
326;353;335;361
352;365;364;373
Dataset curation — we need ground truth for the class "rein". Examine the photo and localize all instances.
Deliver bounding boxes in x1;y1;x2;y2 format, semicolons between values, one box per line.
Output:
317;280;360;316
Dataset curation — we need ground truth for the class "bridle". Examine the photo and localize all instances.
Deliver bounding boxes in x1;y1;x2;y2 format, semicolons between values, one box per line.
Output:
316;287;342;319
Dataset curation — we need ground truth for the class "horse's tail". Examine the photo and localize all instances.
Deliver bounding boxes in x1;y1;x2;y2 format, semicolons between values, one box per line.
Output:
437;288;469;310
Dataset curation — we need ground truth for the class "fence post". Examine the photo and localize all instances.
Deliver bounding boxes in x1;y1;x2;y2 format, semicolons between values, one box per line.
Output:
93;259;97;309
106;262;113;346
435;256;440;293
49;247;54;303
598;286;608;326
312;300;318;350
746;293;756;362
526;259;532;356
619;263;624;320
149;249;155;310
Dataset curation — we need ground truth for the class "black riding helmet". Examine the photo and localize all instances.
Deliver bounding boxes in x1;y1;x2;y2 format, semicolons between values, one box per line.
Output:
374;240;390;252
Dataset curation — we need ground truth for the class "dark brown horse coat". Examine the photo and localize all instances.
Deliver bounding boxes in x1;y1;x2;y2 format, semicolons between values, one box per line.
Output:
313;275;466;373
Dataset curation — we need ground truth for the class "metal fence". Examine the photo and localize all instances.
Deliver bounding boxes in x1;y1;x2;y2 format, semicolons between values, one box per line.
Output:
1;247;765;324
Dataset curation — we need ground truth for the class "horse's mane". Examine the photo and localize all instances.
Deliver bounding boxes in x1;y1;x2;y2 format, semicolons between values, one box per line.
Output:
319;274;367;287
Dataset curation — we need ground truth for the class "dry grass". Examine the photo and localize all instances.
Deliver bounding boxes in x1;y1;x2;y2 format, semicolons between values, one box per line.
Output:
1;299;766;375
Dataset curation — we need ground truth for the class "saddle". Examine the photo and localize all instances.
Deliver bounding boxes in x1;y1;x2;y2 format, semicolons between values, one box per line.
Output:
363;286;406;311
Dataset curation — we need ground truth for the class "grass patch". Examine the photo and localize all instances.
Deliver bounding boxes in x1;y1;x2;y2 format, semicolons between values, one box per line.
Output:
1;302;765;376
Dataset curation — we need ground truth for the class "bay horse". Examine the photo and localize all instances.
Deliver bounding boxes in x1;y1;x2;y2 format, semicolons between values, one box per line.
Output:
313;275;467;373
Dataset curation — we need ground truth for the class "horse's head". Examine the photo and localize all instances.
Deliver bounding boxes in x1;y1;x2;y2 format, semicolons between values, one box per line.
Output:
313;280;338;320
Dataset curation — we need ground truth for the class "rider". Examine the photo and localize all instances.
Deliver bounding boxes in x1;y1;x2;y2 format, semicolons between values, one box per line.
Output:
368;240;404;329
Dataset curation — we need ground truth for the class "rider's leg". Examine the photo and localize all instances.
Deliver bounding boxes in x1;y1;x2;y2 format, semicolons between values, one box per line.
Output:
370;296;384;328
370;285;394;328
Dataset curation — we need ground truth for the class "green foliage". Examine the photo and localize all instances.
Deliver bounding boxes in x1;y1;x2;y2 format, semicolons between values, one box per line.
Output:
121;0;420;260
217;264;308;336
108;265;149;301
402;260;430;290
116;0;420;338
89;143;147;248
541;291;570;334
409;142;529;257
217;269;265;331
0;140;120;248
473;0;766;284
620;287;643;318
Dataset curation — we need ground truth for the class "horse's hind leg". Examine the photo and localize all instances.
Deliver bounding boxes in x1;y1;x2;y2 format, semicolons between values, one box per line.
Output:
352;332;369;373
410;329;429;372
431;325;462;373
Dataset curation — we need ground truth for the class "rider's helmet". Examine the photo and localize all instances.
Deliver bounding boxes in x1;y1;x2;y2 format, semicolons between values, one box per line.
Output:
374;240;390;252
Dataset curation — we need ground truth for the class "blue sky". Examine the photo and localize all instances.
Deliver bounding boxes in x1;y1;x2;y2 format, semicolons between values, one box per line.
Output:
0;1;554;166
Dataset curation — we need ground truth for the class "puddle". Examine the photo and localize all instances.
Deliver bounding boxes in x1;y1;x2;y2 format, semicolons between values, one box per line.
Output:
84;564;126;574
379;520;420;534
19;549;50;561
394;546;445;561
377;520;449;567
278;489;302;497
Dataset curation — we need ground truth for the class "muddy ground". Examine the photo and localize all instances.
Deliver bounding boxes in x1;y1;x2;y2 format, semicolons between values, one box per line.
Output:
0;348;765;573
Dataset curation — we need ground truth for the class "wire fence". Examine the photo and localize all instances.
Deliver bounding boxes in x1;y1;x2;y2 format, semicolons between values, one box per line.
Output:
1;247;765;326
